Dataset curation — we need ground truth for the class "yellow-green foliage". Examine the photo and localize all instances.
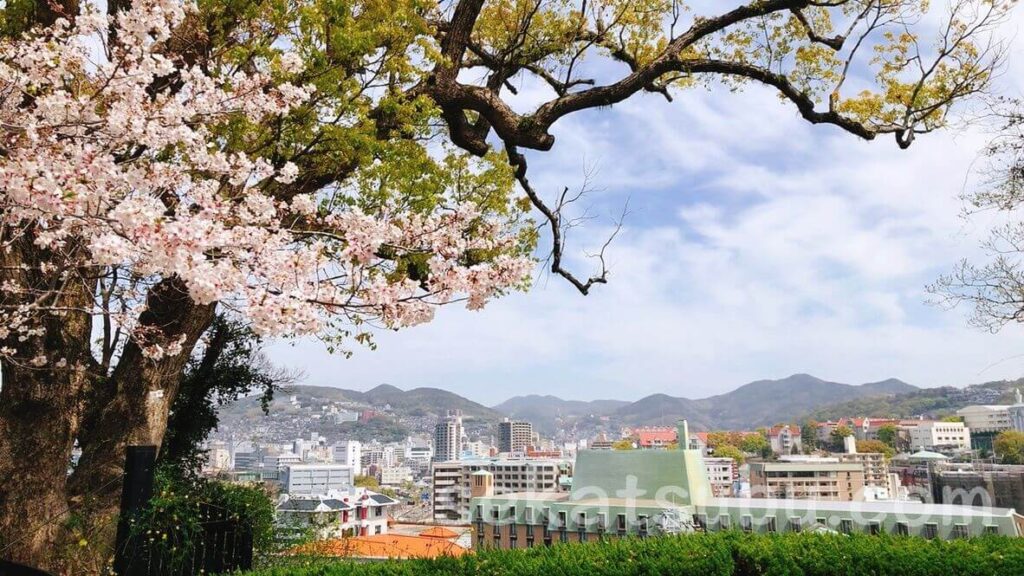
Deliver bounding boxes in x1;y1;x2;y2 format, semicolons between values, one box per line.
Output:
243;532;1024;576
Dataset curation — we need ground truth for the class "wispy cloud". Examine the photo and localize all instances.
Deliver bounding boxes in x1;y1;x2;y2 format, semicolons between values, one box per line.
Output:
268;12;1024;406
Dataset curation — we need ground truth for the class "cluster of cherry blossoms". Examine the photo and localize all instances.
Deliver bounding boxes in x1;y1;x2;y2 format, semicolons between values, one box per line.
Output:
0;1;534;361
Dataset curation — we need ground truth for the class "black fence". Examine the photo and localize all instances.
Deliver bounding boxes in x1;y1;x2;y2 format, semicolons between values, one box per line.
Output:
112;446;254;576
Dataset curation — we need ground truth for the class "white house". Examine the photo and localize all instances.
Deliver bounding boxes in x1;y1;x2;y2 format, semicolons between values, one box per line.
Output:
276;488;398;539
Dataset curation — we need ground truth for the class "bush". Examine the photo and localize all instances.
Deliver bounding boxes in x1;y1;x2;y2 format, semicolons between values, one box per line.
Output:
243;532;1024;576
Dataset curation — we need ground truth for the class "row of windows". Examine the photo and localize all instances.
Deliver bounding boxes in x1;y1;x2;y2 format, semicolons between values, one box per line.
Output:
696;513;996;538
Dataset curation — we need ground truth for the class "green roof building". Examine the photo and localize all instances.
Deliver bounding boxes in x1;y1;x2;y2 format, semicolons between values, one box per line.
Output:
470;420;1024;549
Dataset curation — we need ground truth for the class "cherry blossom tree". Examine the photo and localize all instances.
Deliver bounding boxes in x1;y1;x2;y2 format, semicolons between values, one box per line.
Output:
0;0;1011;570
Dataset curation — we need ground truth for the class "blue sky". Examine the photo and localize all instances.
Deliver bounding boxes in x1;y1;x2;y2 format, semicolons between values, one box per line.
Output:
268;5;1024;406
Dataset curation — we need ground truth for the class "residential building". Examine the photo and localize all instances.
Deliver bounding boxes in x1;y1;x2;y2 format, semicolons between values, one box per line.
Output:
499;419;534;454
470;420;1023;548
632;426;677;449
704;457;737;497
434;410;464;462
837;446;894;500
264;452;302;471
380;466;413;486
956;405;1012;433
768;425;802;455
464;440;491;459
749;458;865;501
281;464;354;496
276;488;397;539
908;421;972;451
852;418;901;441
332;441;362;476
432;458;570;523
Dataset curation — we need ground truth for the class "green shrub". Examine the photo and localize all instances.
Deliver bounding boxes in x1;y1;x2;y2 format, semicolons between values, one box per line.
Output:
242;532;1024;576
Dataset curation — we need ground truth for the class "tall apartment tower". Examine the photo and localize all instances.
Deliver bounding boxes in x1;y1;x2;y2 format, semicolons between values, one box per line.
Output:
433;410;464;462
498;419;533;454
332;440;362;476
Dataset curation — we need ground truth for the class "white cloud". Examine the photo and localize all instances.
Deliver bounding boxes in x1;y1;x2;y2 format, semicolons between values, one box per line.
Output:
268;6;1024;406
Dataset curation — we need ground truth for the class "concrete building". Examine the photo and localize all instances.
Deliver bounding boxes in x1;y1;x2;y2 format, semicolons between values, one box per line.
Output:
432;458;570;523
276;488;397;539
957;405;1012;433
470;421;1024;548
704;457;736;497
281;464;354;496
380;466;414;486
908;421;972;451
332;441;362;476
434;410;464;463
750;458;865;501
499;419;534;454
768;425;802;455
837;443;894;500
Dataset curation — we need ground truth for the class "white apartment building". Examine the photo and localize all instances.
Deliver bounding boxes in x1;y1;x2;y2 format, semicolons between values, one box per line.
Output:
332;441;362;475
704;457;736;497
282;464;354;496
908;421;972;451
380;466;413;486
432;458;570;523
434;410;464;463
956;405;1012;433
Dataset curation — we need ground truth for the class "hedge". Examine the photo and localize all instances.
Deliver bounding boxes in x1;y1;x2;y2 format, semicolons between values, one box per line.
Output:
244;532;1024;576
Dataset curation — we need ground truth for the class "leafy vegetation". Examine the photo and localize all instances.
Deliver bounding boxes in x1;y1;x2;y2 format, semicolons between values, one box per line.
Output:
241;533;1024;576
994;431;1024;465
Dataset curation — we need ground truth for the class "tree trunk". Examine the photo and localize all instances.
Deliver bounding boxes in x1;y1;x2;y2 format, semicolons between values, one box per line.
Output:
66;278;215;559
0;241;96;571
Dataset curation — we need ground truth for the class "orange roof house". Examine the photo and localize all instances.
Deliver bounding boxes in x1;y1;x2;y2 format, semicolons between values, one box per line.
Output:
419;526;460;539
295;534;469;559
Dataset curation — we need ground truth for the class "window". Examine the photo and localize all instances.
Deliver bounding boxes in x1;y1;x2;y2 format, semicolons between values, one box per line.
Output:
953;524;970;539
789;517;802;533
525;507;534;524
985;525;1000;535
741;515;753;533
816;517;827;528
923;523;938;539
617;513;627;533
839;519;853;535
868;522;881;536
508;506;516;521
696;514;708;531
597;513;607;532
543;524;552;546
638;515;649;537
509;522;518;543
557;511;567;529
475;505;483;521
766;516;777;533
895;522;909;536
720;515;731;530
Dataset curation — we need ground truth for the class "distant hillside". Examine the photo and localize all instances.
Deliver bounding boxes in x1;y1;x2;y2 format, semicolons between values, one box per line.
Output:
491;395;631;433
613;374;918;430
215;383;504;442
807;377;1024;422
